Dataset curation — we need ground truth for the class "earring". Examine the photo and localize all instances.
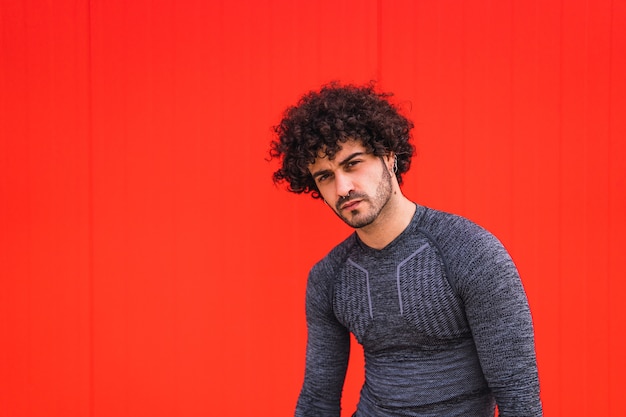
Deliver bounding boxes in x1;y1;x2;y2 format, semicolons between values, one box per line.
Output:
393;155;398;173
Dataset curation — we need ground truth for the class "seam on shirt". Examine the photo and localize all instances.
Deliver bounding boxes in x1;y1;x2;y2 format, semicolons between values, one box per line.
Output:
396;243;430;315
417;226;458;299
347;258;373;319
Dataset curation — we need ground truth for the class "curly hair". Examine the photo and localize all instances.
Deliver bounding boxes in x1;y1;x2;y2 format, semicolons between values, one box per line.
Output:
269;82;415;198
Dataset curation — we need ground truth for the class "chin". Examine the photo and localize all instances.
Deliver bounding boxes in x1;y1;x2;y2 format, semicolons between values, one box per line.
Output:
344;211;377;229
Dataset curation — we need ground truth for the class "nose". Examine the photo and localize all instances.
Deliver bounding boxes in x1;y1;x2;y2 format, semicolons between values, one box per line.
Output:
334;172;354;198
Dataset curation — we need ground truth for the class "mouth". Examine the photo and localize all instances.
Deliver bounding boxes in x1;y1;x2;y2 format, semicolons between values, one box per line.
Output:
340;199;361;211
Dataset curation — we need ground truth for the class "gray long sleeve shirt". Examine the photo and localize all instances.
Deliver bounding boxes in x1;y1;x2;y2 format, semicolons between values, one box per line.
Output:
295;205;542;417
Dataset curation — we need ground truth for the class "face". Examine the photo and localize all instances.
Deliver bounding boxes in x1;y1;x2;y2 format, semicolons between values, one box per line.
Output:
308;139;395;229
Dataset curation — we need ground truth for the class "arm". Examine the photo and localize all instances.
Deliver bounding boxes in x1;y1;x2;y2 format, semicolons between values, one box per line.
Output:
295;263;351;417
449;220;543;416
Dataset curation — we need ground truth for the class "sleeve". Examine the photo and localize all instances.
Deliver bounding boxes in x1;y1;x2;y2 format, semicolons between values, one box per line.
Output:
448;220;543;417
295;262;351;417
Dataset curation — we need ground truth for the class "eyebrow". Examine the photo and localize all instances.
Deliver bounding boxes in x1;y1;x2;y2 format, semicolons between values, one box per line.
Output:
310;151;366;180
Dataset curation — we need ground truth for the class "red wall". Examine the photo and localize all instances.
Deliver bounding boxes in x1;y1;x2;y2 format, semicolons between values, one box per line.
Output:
1;1;625;416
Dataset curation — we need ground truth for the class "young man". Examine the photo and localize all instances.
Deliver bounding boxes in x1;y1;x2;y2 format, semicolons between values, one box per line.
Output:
270;83;542;417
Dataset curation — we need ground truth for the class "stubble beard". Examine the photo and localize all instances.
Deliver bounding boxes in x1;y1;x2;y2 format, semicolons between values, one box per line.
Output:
335;159;394;229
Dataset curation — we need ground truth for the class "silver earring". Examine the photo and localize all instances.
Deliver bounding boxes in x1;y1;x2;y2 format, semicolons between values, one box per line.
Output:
393;155;398;173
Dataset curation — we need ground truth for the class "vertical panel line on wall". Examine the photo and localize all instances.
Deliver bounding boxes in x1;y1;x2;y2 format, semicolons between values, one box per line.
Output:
606;0;615;412
556;0;565;411
87;1;95;416
376;0;383;83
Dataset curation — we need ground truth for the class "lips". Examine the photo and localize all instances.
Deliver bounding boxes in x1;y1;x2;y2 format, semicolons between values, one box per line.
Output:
340;200;361;211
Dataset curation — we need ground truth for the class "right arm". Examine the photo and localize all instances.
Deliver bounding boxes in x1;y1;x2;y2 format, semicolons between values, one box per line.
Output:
295;263;351;417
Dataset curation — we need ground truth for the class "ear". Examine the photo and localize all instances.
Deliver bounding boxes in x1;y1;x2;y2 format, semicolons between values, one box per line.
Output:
386;152;396;172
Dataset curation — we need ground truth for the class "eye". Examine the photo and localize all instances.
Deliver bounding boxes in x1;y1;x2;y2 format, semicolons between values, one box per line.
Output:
345;160;361;169
316;173;331;183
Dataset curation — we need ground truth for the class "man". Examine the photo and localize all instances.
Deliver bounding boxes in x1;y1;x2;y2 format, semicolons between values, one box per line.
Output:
270;82;542;417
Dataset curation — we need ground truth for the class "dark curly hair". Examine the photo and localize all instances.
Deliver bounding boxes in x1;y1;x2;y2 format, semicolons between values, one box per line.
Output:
270;82;415;198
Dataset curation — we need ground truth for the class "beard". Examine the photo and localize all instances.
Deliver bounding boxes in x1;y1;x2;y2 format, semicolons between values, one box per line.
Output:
334;158;394;229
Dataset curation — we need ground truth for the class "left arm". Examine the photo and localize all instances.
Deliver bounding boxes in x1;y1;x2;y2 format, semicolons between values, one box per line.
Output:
449;221;543;417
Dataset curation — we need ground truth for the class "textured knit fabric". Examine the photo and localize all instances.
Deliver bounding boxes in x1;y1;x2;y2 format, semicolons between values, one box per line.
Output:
295;205;542;417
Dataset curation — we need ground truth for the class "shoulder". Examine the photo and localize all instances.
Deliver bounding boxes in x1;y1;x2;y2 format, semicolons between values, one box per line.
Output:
305;234;358;314
419;207;505;254
309;233;358;283
420;206;486;235
418;206;516;293
306;233;358;297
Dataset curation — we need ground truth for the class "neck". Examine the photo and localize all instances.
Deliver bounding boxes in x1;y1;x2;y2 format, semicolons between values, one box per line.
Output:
355;193;416;250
